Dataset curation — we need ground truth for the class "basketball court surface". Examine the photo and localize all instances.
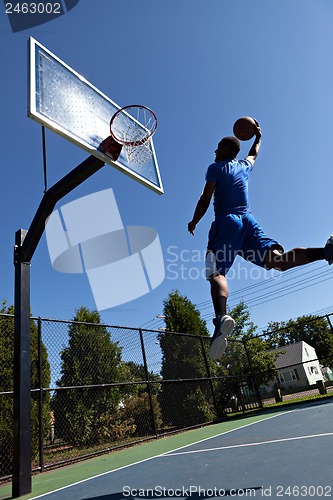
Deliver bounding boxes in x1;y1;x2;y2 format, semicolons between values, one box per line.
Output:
1;399;332;499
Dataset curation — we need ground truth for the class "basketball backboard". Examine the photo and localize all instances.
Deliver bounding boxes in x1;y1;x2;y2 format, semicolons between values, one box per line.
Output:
28;37;163;194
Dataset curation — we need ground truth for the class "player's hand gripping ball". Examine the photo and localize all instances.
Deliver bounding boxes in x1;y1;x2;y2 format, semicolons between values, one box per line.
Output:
233;116;256;141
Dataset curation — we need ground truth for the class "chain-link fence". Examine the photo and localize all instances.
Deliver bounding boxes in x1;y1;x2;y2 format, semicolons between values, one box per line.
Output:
0;314;14;480
1;312;333;481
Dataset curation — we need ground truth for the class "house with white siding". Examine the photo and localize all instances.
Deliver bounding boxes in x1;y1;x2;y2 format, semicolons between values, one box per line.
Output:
262;341;324;393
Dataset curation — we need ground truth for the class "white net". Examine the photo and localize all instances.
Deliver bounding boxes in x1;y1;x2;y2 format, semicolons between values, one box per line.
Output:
111;106;157;166
125;140;154;164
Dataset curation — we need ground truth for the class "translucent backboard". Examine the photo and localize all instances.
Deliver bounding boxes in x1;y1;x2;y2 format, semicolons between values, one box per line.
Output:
28;37;163;194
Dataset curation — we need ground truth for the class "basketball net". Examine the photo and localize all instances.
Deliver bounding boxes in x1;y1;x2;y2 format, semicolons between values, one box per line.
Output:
110;105;157;167
125;138;153;165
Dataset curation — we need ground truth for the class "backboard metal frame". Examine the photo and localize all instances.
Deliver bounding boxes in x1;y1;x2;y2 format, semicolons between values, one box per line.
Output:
28;37;163;194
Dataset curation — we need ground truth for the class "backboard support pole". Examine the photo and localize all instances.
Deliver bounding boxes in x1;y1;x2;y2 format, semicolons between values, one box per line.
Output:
42;126;47;193
12;155;104;497
12;230;31;498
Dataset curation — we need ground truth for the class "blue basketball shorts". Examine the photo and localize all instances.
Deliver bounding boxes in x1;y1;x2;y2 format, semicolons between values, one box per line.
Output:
205;213;284;279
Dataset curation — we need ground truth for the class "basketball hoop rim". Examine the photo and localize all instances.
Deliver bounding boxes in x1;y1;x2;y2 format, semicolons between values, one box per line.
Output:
110;105;157;147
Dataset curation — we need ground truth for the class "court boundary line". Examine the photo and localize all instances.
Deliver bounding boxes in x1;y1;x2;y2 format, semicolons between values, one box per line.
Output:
30;410;292;499
164;431;333;456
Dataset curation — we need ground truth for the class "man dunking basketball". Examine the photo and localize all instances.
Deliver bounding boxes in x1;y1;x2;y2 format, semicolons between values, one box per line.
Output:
188;119;333;360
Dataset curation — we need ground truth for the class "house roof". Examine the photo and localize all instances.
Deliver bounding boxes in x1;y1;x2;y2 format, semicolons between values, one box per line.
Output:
267;341;318;369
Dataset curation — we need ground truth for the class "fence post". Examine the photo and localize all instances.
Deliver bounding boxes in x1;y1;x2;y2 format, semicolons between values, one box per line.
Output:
235;382;246;413
242;339;263;410
274;388;283;403
199;337;221;418
139;329;158;436
38;317;44;472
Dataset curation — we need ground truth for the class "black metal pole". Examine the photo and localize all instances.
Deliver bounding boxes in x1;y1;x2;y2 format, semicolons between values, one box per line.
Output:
42;126;48;193
38;317;44;472
21;155;105;263
12;155;105;497
326;315;333;333
139;329;158;436
243;339;263;410
13;230;31;498
199;337;221;418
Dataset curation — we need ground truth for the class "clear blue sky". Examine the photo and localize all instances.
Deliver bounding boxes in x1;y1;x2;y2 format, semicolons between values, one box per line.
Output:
1;0;333;337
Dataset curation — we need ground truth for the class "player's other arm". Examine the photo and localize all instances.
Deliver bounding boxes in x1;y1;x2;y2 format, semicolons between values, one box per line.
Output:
245;119;261;166
188;181;215;235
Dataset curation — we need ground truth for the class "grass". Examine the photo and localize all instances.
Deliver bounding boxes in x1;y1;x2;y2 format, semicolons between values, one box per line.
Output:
263;391;333;408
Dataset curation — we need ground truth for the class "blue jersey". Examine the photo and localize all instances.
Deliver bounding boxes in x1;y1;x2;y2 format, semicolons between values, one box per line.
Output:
205;159;253;218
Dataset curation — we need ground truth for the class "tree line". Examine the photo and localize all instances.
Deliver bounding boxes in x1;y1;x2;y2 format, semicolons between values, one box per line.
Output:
1;293;333;476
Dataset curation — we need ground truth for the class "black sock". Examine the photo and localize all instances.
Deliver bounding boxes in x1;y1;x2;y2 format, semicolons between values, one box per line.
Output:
305;248;325;263
212;297;226;317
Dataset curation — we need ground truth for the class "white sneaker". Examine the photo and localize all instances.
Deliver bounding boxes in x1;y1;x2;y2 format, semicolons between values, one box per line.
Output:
324;235;333;265
209;315;235;360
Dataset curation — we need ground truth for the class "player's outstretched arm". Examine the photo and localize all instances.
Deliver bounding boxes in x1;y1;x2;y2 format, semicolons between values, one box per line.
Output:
245;119;261;166
188;181;215;235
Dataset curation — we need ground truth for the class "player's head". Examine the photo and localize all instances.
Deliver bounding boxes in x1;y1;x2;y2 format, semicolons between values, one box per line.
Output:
215;136;240;161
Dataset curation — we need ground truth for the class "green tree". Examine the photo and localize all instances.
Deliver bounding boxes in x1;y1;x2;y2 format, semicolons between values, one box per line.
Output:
117;362;162;436
263;314;333;366
94;407;136;444
0;301;51;477
52;306;125;447
223;302;279;386
121;393;163;436
121;361;161;396
158;291;217;428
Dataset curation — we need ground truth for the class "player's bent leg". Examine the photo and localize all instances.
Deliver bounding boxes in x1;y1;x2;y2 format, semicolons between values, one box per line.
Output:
264;247;308;271
264;245;328;271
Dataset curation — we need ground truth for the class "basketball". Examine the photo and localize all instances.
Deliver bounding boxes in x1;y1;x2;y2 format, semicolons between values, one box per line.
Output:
233;116;256;141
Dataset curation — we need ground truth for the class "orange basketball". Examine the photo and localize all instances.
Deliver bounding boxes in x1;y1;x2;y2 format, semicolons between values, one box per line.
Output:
233;116;256;141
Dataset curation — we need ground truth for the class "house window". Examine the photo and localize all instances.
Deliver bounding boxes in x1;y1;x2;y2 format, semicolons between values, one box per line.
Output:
279;370;298;383
283;371;292;382
305;347;309;356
